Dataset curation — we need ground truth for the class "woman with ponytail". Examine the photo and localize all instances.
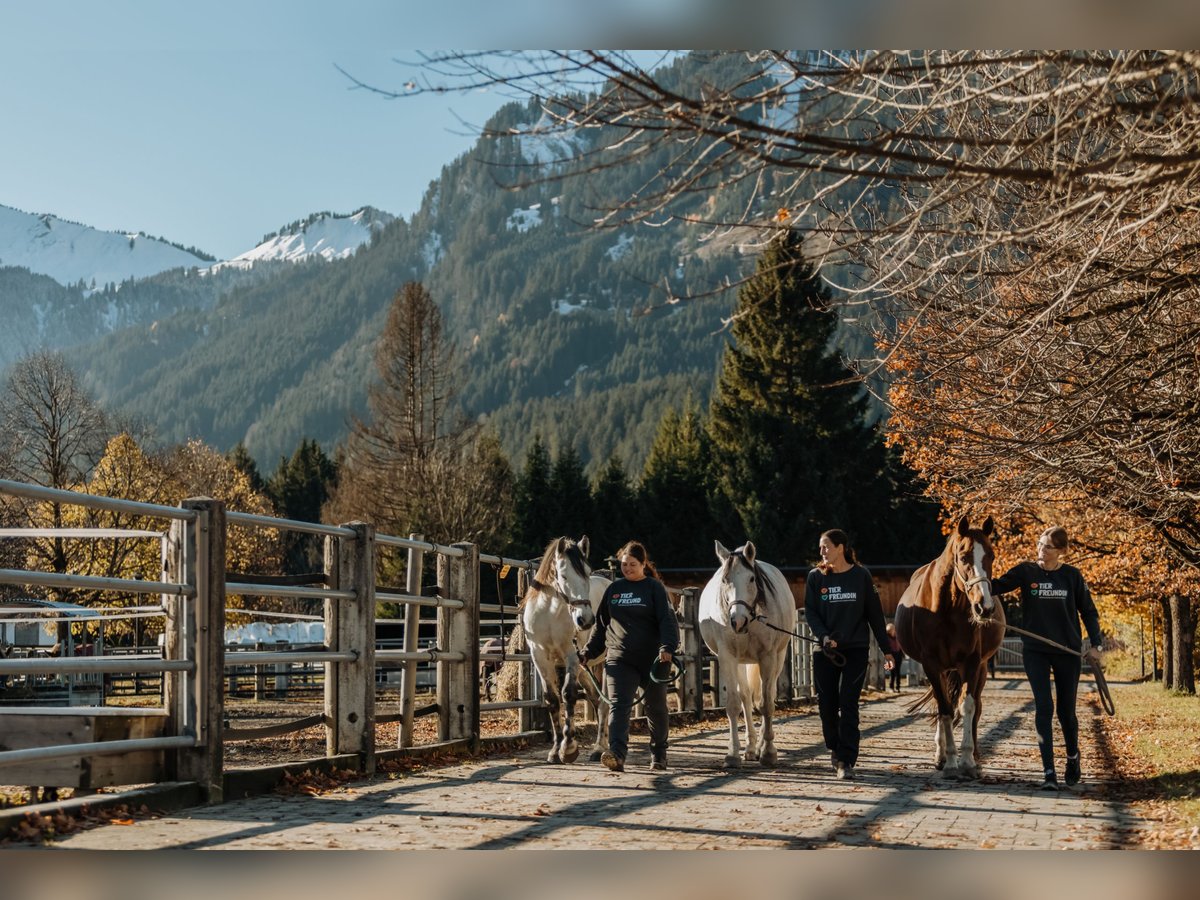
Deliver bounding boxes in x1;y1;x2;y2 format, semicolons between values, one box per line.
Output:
804;529;893;780
581;540;679;773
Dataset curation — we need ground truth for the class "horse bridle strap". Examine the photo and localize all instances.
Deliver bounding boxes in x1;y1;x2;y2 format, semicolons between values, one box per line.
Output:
538;579;592;609
957;570;990;592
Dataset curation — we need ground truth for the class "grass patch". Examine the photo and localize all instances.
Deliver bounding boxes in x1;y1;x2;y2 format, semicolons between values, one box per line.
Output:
1105;680;1200;834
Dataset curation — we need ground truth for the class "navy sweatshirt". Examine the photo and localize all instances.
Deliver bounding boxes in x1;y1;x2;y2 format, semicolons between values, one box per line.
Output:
804;564;890;651
991;561;1102;655
583;576;679;670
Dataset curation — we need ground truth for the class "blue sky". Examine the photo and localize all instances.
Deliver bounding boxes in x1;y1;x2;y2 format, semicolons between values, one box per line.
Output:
5;3;1181;261
0;3;522;260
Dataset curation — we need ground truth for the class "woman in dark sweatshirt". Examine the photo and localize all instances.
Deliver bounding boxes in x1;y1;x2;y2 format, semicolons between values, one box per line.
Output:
991;525;1103;791
804;529;894;780
581;540;679;773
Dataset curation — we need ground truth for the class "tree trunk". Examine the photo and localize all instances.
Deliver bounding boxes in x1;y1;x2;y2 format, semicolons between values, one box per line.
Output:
1168;593;1196;695
1159;596;1175;689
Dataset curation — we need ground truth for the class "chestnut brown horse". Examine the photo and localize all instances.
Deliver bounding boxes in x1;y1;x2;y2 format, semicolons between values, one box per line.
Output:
894;516;1005;779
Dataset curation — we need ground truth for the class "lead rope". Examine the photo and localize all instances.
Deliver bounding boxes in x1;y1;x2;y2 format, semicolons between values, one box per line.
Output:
1004;622;1115;716
752;614;847;667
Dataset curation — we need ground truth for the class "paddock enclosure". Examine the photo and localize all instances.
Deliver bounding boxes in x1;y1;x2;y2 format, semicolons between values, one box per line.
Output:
0;479;848;809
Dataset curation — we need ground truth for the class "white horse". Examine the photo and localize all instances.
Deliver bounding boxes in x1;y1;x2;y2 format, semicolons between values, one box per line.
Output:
521;535;612;764
699;540;796;768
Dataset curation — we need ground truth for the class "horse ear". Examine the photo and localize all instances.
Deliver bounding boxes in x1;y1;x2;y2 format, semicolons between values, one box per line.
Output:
742;542;757;565
578;535;590;559
956;515;971;537
981;516;994;536
715;540;731;563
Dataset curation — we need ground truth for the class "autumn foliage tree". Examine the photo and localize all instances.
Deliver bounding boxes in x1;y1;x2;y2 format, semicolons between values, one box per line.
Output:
396;50;1200;688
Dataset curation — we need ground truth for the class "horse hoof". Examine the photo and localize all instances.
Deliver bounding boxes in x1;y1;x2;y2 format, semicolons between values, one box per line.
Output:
547;750;562;764
760;751;778;768
562;745;580;764
744;751;759;763
724;755;742;769
588;750;603;762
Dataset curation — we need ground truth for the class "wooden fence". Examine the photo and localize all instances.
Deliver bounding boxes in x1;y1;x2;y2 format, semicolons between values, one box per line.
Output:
0;479;843;805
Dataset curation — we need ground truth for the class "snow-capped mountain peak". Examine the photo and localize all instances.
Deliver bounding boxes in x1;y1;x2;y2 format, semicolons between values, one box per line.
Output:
0;203;212;288
227;206;395;265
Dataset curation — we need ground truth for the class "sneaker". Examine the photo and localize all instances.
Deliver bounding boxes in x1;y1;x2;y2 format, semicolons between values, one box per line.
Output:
1065;756;1081;786
836;762;855;781
650;755;668;771
600;751;625;772
1040;771;1060;791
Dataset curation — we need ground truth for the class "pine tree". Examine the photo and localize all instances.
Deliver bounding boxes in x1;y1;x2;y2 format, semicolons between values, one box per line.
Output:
589;454;635;569
639;398;724;568
512;434;553;556
226;442;265;494
268;438;338;575
708;230;884;565
548;445;593;548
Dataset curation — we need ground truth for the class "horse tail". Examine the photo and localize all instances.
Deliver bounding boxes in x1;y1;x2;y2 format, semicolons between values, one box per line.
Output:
905;687;937;721
904;670;966;724
738;663;763;716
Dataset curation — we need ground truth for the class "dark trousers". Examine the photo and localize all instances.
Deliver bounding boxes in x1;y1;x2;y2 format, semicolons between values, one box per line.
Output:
889;653;904;691
1022;650;1082;773
605;659;669;761
812;645;870;768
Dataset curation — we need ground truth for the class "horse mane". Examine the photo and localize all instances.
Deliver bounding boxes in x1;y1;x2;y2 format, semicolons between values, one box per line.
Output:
723;547;778;607
529;536;589;595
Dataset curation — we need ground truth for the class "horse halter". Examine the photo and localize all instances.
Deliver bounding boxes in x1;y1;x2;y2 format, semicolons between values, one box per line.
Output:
722;552;759;628
952;546;995;619
547;579;592;611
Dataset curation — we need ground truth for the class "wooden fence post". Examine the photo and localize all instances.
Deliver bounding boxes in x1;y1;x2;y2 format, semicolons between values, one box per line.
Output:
324;522;376;775
398;534;425;749
680;587;705;718
437;543;479;749
165;497;225;804
516;566;543;734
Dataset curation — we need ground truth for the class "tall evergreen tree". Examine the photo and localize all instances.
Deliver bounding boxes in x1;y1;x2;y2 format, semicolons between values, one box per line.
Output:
639;398;724;569
708;229;895;565
267;438;338;575
512;434;553;556
548;445;593;548
589;454;635;570
226;442;265;495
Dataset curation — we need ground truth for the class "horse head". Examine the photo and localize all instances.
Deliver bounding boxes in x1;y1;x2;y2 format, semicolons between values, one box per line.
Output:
543;535;595;630
715;539;759;634
952;515;996;624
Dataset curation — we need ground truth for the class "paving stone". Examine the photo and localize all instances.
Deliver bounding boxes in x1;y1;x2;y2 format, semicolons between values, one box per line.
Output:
43;676;1149;849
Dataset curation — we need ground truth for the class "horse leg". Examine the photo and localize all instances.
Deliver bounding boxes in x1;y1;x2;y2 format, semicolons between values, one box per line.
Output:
739;664;760;762
958;664;988;779
940;674;965;778
581;659;608;762
719;651;743;768
927;670;960;776
531;647;564;763
758;652;783;767
561;663;580;764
